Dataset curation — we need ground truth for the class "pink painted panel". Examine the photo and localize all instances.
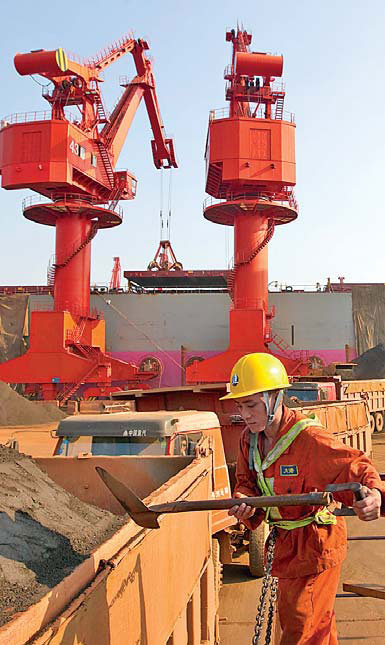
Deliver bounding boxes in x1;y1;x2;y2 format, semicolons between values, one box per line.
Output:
111;348;356;389
111;350;220;388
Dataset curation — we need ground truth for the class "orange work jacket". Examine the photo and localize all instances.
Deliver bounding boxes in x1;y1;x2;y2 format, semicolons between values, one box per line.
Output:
234;405;385;578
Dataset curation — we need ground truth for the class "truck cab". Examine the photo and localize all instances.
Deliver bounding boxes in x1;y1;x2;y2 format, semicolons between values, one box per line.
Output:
56;410;215;455
54;410;232;505
287;381;337;403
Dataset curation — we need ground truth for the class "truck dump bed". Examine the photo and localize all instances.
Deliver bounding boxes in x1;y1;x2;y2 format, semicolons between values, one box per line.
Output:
0;452;218;644
295;399;371;455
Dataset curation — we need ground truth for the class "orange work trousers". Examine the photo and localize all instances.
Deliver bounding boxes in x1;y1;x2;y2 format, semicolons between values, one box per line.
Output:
277;564;341;644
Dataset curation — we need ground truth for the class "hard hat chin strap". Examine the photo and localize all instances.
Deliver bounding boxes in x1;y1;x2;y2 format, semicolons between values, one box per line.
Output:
263;390;284;427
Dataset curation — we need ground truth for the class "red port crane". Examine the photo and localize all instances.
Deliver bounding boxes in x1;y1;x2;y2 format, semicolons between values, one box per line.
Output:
187;27;306;384
0;34;177;401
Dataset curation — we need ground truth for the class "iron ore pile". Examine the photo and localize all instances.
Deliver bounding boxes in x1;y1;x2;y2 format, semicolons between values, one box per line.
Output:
0;445;126;626
0;381;65;426
353;343;385;379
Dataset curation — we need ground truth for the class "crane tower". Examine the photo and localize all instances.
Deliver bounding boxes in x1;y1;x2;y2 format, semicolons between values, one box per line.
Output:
187;28;304;384
0;34;177;401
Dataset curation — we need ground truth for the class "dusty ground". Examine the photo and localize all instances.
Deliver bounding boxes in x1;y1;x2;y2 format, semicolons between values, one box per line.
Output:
0;445;126;626
219;432;385;644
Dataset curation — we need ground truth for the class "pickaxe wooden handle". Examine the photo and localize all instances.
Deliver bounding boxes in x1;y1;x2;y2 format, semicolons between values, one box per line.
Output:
150;492;332;514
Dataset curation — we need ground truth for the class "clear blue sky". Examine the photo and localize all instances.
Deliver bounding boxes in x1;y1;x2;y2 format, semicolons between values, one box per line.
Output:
1;0;384;287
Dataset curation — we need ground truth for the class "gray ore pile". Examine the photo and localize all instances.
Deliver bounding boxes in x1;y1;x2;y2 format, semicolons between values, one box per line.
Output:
353;344;385;380
0;445;126;626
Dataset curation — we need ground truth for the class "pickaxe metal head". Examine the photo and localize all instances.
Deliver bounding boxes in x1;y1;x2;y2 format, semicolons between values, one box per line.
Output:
95;466;161;529
325;482;365;501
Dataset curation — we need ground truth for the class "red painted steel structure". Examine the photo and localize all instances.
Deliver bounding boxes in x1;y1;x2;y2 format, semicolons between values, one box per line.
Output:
187;28;304;384
0;35;177;400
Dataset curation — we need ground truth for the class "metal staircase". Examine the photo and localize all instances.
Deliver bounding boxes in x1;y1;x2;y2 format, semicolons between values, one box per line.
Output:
66;319;87;344
48;222;99;286
95;96;109;124
95;140;115;187
108;182;123;211
270;332;309;370
274;95;284;120
205;162;223;196
57;361;100;403
227;220;275;300
58;322;107;403
47;258;56;287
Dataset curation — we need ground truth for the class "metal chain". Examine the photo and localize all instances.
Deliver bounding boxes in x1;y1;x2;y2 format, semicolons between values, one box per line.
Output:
252;527;278;645
265;575;278;644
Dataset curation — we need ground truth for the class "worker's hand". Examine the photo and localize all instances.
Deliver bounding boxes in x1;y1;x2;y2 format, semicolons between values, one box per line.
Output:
353;487;382;521
228;492;256;521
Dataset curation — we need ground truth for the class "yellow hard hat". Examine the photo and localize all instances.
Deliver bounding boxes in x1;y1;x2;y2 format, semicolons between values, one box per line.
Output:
220;353;289;400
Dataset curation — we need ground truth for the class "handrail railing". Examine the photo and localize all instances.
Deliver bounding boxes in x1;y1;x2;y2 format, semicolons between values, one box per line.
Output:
223;68;286;92
86;32;135;67
203;188;298;211
22;193;124;219
0;285;53;295
1;111;78;127
209;106;295;123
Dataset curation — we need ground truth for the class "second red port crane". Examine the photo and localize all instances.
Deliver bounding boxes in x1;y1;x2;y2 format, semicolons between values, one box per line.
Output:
0;33;177;400
187;27;306;385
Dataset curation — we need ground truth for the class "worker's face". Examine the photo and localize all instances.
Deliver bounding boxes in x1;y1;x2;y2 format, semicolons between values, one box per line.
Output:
234;392;277;434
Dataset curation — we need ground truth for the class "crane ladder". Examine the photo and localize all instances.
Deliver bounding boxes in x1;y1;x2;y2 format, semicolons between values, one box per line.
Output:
57;361;99;403
275;96;284;120
47;223;99;286
95;96;109;124
95;140;115;187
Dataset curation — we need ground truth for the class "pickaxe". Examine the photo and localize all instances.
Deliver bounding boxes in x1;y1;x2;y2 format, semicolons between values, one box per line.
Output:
96;466;333;529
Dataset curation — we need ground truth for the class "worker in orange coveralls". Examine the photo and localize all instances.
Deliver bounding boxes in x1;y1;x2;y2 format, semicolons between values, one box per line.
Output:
222;353;385;644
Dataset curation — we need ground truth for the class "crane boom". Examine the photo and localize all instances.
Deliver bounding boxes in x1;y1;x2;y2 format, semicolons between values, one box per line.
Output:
88;33;139;72
13;34;177;172
100;39;177;169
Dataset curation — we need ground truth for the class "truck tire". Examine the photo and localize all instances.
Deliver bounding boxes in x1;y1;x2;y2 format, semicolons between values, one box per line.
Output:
249;523;270;577
374;412;384;433
370;414;375;433
212;538;223;606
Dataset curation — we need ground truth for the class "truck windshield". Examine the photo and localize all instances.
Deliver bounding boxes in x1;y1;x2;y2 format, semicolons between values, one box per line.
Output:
288;388;318;402
56;436;168;457
92;437;168;456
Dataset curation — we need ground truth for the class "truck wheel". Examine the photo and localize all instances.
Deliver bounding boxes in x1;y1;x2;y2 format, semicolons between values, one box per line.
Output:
249;523;270;577
370;414;375;433
374;412;384;433
212;538;223;606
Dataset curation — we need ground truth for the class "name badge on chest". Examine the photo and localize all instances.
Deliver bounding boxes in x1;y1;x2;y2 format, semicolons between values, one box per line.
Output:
280;465;298;476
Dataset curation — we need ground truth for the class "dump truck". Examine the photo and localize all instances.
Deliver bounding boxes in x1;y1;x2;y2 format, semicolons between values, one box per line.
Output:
0;411;228;645
109;385;372;575
289;376;385;433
